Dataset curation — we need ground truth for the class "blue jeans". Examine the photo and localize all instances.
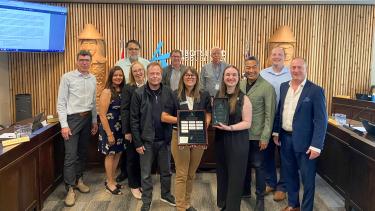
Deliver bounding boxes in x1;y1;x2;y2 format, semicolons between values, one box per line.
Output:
243;140;266;199
263;137;286;191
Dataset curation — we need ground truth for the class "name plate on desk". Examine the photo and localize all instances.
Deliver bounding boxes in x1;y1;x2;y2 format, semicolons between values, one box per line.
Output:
212;97;229;126
177;110;207;145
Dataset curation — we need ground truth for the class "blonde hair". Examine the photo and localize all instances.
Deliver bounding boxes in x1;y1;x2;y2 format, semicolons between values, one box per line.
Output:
128;61;145;86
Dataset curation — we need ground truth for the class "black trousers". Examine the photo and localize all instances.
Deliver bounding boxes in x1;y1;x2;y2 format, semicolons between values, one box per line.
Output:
125;141;141;188
216;137;249;211
140;141;172;204
119;151;128;177
243;140;266;199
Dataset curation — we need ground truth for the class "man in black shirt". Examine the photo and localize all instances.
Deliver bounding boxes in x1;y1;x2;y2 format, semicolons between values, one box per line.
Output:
130;62;175;211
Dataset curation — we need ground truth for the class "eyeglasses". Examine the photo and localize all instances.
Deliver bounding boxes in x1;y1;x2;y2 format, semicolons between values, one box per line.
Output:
184;74;196;78
128;48;139;51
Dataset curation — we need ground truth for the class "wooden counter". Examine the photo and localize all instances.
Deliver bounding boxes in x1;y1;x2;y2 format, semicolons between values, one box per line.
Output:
0;123;63;211
318;121;375;211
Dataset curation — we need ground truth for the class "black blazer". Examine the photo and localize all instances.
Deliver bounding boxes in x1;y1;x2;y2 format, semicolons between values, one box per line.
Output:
163;89;212;117
120;84;138;134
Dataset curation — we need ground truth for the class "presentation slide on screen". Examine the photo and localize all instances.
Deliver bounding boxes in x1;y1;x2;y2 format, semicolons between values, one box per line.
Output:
0;8;51;51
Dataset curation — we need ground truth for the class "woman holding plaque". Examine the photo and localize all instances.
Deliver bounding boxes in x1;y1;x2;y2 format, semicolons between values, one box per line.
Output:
161;66;212;211
119;61;146;199
98;66;126;195
213;65;252;211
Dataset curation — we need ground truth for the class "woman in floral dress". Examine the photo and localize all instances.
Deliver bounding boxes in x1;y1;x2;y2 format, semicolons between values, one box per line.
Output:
98;66;125;195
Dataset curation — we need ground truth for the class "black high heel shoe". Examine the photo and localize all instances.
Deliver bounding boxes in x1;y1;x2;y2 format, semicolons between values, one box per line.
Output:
105;184;123;195
104;181;123;189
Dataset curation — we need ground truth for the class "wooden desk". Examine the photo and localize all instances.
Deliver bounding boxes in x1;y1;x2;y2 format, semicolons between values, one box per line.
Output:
318;121;375;211
331;97;375;121
0;123;63;211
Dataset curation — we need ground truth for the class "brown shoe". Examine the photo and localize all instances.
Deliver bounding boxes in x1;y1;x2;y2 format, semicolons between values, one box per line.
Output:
64;187;76;207
265;185;275;194
273;190;286;201
281;206;300;211
76;178;90;193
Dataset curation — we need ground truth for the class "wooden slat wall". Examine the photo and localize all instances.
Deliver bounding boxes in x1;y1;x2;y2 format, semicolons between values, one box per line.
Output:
8;3;375;122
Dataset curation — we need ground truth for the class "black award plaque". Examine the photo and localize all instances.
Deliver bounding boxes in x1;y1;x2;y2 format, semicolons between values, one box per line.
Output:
177;110;207;145
212;97;229;126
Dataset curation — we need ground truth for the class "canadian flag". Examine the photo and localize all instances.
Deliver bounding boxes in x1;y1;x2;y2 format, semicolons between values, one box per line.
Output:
120;40;125;59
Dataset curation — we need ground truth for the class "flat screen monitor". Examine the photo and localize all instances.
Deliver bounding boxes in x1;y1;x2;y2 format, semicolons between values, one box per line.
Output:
32;112;44;132
0;1;67;52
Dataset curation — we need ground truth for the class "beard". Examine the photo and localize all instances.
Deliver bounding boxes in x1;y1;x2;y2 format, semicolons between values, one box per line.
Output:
129;55;139;62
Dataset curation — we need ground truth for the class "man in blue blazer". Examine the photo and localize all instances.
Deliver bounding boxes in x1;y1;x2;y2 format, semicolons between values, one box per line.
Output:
273;57;327;211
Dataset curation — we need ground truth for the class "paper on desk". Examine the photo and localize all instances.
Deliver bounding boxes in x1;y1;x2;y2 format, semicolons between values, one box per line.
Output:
352;127;367;132
0;133;16;139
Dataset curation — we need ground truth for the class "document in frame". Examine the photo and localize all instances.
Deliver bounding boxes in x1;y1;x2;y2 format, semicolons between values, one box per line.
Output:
177;110;207;146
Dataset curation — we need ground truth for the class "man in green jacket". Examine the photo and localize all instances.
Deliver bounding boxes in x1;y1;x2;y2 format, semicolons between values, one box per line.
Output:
240;56;276;211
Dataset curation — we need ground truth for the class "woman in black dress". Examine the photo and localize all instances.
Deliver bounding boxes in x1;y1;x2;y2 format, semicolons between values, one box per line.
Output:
120;61;146;199
214;65;252;211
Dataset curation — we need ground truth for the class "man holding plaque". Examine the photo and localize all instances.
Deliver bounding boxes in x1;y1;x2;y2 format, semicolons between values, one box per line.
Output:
240;56;276;211
130;62;176;211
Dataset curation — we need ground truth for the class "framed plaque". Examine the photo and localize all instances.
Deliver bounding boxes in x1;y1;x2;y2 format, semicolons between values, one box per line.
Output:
212;97;229;126
177;110;207;145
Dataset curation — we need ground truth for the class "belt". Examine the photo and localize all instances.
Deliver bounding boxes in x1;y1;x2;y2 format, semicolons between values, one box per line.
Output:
77;111;90;117
282;130;293;136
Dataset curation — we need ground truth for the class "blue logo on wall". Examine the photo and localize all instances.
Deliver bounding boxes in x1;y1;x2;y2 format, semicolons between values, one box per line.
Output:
150;41;170;68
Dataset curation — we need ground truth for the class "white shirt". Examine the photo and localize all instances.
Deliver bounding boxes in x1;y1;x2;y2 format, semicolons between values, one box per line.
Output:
57;70;97;128
282;79;306;132
186;96;194;110
281;78;321;153
115;57;150;83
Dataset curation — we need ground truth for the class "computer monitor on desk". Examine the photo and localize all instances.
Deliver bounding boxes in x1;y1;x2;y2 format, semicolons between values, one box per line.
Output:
362;119;375;136
32;112;44;132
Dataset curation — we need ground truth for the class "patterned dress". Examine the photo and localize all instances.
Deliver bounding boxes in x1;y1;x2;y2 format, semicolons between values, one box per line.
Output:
98;94;125;155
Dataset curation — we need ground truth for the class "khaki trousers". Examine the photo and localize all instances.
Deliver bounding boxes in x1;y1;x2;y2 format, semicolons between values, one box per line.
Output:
171;130;204;211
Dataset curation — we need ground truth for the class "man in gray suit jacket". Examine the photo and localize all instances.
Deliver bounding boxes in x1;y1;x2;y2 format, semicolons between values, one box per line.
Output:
199;47;229;97
162;49;186;91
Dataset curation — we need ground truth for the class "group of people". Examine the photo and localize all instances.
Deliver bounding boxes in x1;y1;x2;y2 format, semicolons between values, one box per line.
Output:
57;39;328;211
